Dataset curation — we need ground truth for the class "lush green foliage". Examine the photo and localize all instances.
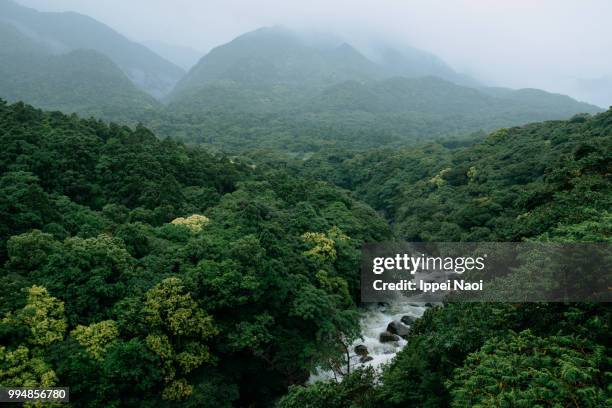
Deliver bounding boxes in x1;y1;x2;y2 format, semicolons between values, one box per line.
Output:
448;330;609;407
291;110;612;242
0;14;610;405
275;110;612;407
0;101;391;406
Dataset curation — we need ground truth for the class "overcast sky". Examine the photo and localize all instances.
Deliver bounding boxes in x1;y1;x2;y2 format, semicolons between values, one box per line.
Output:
17;0;612;106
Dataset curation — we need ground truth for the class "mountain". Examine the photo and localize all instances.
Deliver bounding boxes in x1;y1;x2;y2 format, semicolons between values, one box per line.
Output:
0;21;160;121
167;27;599;123
310;76;600;118
162;48;601;152
0;0;184;98
168;26;380;109
142;40;203;71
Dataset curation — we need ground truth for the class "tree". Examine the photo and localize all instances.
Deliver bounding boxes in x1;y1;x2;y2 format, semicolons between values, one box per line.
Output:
448;330;609;407
143;277;217;401
70;320;119;361
37;234;133;325
3;285;66;347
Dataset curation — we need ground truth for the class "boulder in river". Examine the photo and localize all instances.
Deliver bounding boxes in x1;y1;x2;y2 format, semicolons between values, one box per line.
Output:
354;344;369;357
359;355;374;363
387;320;411;336
379;331;400;343
400;315;416;325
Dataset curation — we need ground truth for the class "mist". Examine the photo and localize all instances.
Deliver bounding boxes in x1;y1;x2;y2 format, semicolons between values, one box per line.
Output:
16;0;612;107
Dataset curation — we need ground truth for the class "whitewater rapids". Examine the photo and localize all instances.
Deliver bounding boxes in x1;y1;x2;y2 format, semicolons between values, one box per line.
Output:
310;299;428;382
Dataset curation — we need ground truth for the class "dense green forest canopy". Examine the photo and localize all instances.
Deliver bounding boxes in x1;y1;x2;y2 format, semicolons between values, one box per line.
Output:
0;100;390;406
289;110;612;241
0;4;610;406
277;109;612;407
0;100;610;407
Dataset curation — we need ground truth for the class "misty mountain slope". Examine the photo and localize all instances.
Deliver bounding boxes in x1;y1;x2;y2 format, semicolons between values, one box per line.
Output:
167;26;381;110
308;76;600;117
0;0;184;98
172;27;378;88
157;73;601;153
0;22;160;121
167;26;598;121
308;76;496;114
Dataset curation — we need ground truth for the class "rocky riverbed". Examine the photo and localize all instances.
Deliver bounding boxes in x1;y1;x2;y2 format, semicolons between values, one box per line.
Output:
310;300;431;382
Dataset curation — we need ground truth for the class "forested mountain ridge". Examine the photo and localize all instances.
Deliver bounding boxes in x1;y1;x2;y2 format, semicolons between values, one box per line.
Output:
157;26;600;152
167;26;598;118
311;77;598;118
158;73;600;153
167;26;381;112
0;100;391;406
0;0;184;98
0;23;161;121
170;27;374;89
290;109;612;241
0;4;602;151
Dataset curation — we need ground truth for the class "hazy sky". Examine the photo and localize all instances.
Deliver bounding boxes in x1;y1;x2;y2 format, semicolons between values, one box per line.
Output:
17;0;612;106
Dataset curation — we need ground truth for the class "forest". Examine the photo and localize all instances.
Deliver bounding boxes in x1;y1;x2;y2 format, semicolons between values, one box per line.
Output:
0;101;610;407
0;1;611;406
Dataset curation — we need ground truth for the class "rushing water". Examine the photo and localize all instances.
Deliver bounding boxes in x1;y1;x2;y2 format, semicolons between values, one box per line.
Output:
310;299;428;382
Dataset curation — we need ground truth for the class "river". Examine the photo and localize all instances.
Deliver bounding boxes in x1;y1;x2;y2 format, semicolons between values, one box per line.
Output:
310;299;429;382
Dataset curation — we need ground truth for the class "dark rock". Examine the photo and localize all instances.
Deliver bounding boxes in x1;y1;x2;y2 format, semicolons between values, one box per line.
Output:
354;344;369;357
425;302;434;307
359;355;374;363
387;320;410;336
400;315;416;325
379;331;400;343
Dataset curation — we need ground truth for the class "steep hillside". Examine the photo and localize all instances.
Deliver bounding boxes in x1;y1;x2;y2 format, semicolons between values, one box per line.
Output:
307;76;600;125
0;22;160;121
168;26;380;110
0;0;184;98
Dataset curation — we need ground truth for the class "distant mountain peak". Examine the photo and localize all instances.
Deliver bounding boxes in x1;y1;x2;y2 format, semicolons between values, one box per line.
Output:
1;0;184;98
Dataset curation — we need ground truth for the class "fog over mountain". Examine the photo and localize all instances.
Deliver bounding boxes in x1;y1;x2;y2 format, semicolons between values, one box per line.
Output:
16;0;612;108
